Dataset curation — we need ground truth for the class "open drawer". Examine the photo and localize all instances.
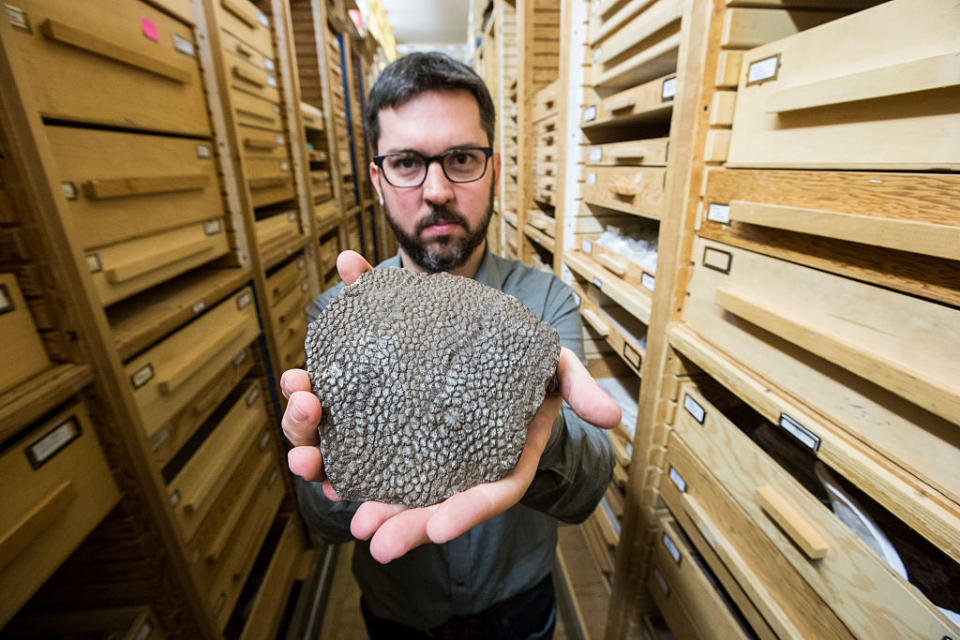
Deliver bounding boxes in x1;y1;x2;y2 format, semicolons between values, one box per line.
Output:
582;166;665;219
124;286;261;443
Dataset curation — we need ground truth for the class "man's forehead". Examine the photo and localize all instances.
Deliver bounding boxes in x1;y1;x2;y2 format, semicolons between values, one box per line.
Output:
377;89;485;151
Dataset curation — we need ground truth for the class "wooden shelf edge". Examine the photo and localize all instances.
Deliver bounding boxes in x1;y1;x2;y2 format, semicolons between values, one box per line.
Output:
0;363;94;443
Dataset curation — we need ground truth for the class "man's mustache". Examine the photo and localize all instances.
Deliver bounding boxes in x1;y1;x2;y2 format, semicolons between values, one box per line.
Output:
415;208;469;234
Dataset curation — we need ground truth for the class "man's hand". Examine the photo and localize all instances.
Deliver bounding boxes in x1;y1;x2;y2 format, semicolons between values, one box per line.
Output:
281;250;622;564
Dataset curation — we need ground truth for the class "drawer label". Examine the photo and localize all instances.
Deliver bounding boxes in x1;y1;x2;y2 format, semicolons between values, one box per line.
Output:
589;147;603;163
623;343;641;370
134;622;153;640
173;33;195;57
267;75;277;88
533;235;540;244
592;277;603;290
247;385;261;407
297;258;306;269
586;172;597;185
203;219;222;235
779;413;821;453
571;291;581;307
233;349;248;367
301;281;309;292
277;134;286;145
256;10;269;27
236;291;252;309
213;593;226;615
150;422;172;452
287;210;297;221
26;416;80;469
581;239;593;254
195;143;211;158
0;284;12;315
191;300;206;315
661;76;677;101
641;272;655;291
61;181;78;200
747;54;781;86
268;468;280;487
263;57;275;71
683;394;706;424
652;567;669;595
593;48;602;62
668;465;686;492
702;246;732;274
662;532;682;565
280;160;289;171
169;489;181;506
706;203;730;224
130;364;155;389
258;431;270;450
6;4;31;33
85;253;102;273
583;106;597;122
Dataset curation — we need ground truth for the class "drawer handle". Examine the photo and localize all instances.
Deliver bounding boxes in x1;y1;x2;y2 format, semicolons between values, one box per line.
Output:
728;200;960;262
156;323;247;395
192;374;233;416
606;97;635;112
234;42;254;58
581;308;610;337
104;238;215;284
767;52;960;114
541;134;554;145
221;0;259;28
756;485;829;561
180;406;262;515
206;453;274;564
236;105;275;122
232;64;267;88
714;288;960;426
610;145;647;161
680;492;805;640
233;507;274;581
609;181;640;197
248;176;290;189
596;251;628;276
39;19;190;85
243;136;278;151
83;174;209;200
529;218;548;230
0;481;77;571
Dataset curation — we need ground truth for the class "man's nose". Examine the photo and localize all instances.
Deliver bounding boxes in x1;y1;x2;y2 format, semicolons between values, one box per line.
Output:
421;160;455;205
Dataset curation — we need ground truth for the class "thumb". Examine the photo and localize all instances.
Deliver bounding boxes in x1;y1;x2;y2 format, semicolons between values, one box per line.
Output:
556;347;622;429
337;250;373;285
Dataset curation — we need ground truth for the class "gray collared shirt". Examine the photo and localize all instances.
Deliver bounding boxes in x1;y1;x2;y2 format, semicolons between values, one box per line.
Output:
295;249;614;630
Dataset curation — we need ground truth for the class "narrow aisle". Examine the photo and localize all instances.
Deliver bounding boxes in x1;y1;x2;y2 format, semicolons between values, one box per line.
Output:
319;543;367;639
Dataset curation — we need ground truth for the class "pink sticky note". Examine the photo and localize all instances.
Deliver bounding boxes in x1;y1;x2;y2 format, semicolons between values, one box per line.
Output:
141;17;159;42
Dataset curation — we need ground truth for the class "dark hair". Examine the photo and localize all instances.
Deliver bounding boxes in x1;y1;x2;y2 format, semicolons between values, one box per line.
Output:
364;52;496;153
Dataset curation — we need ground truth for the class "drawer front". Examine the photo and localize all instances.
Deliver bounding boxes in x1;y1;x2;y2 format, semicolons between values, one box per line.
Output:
220;28;276;85
266;255;308;307
244;155;291;182
571;282;645;377
597;73;676;121
532;80;560;122
591;0;682;88
238;125;287;160
148;344;254;470
660;434;852;640
232;90;284;131
47;126;222;250
124;287;261;439
6;0;209;136
225;50;280;105
535;146;558;166
0;274;50;394
249;177;296;208
237;518;305;640
652;517;752;640
315;199;340;226
581;166;665;218
0;401;120;627
318;236;339;266
169;381;268;543
595;0;681;66
536;162;559;179
215;0;273;58
271;282;310;331
278;328;306;371
584;242;656;293
674;381;958;638
256;210;301;250
584;138;669;167
536;116;559;147
87;219;230;306
727;0;960;170
683;237;960;505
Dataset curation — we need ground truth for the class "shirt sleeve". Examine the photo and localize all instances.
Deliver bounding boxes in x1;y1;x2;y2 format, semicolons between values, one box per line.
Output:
520;277;616;524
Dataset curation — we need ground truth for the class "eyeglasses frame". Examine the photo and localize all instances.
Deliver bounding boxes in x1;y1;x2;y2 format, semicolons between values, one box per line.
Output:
372;146;494;188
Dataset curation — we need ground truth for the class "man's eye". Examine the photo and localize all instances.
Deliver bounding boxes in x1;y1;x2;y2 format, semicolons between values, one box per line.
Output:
400;158;416;168
454;153;470;165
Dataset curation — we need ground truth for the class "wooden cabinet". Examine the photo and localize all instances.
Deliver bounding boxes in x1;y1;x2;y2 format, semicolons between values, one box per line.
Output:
0;274;51;394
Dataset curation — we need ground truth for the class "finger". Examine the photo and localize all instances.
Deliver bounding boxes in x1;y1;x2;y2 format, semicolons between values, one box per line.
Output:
287;445;325;482
280;369;311;400
281;391;322;447
426;398;559;544
557;347;622;429
351;502;406;540
322;481;341;502
337;250;373;286
369;507;437;564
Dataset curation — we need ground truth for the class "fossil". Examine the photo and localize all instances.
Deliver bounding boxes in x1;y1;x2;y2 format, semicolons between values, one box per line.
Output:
305;267;560;507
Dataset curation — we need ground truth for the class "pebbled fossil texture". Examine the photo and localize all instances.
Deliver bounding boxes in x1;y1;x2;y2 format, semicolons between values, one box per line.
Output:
305;267;561;507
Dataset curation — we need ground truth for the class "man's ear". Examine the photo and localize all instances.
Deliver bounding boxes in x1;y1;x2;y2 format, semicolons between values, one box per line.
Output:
492;151;501;197
369;162;384;206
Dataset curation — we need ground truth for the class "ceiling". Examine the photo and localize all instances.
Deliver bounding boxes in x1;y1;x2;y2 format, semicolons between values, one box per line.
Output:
380;0;470;46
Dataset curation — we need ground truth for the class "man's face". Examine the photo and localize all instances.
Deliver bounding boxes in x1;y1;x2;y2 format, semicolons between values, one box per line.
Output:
370;89;499;272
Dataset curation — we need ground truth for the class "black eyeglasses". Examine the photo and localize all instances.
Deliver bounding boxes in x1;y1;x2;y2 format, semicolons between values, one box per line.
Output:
373;147;493;188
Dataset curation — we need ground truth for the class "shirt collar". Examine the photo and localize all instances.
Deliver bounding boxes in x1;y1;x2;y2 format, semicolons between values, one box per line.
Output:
383;246;504;289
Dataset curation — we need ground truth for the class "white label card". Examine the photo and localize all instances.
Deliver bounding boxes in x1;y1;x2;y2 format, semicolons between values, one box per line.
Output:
130;364;154;389
233;350;248;367
267;75;277;88
134;622;153;640
0;285;10;313
258;432;270;449
85;253;102;273
662;533;681;565
150;423;172;452
652;568;669;595
583;106;597;122
571;291;581;307
661;77;677;100
668;465;686;492
236;292;252;309
779;413;821;452
588;147;603;163
747;55;780;85
586;172;597;185
195;143;211;159
169;489;181;506
263;58;275;71
203;219;222;235
592;277;603;289
707;203;731;224
61;181;78;200
256;10;269;27
280;161;289;171
641;272;655;291
172;33;195;57
683;394;706;424
276;134;285;145
26;417;79;468
191;300;206;314
247;386;261;407
6;4;30;32
581;240;593;254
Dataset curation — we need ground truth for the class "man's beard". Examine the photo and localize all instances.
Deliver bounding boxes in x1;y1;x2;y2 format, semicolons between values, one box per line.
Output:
383;182;494;272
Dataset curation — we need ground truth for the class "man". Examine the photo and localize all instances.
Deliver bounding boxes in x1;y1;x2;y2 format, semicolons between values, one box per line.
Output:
280;52;619;639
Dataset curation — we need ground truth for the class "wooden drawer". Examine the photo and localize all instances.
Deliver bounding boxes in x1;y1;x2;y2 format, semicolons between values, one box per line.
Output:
232;90;284;131
727;0;959;170
532;79;560;122
238;125;287;160
571;281;645;377
590;0;682;88
168;380;269;543
87;219;230;306
221;28;276;86
256;210;301;254
683;237;960;507
536;115;560;147
266;255;308;307
124;286;260;441
4;0;209;136
278;323;307;371
248;176;295;208
0;401;120;627
311;170;333;198
271;278;310;331
584;138;669;166
535;146;558;166
582;241;656;292
526;209;556;237
315;198;340;226
318;234;339;266
660;434;852;639
0;274;50;394
649;517;753;640
672;380;958;638
3;606;165;640
593;73;676;124
214;0;273;59
301;103;324;131
244;155;291;183
225;44;280;105
237;518;306;640
536;162;559;179
46;126;222;250
581;166;665;218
